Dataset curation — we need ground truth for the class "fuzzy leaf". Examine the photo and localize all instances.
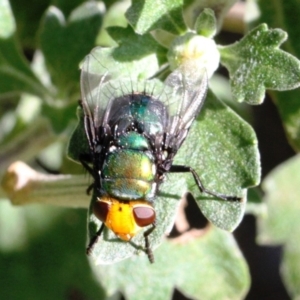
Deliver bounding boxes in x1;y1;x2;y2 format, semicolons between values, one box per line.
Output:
251;1;300;151
219;24;300;104
90;228;250;300
107;25;167;64
175;90;260;231
125;0;187;35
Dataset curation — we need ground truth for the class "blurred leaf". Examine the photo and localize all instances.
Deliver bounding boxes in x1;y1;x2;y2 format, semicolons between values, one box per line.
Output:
51;0;86;17
258;155;300;299
273;90;300;151
0;118;55;172
9;0;87;49
219;24;300;104
245;187;266;217
0;0;49;99
251;1;300;151
107;25;167;64
175;90;260;231
0;202;105;299
9;0;50;49
96;0;130;47
126;0;187;35
0;92;41;145
41;100;78;134
90;227;250;300
39;2;104;101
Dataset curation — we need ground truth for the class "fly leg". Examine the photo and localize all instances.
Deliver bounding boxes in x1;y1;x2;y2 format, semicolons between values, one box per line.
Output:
169;165;241;202
143;224;156;263
86;223;105;256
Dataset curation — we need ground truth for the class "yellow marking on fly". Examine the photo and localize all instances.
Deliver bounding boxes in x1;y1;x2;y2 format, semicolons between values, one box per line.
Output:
96;196;154;241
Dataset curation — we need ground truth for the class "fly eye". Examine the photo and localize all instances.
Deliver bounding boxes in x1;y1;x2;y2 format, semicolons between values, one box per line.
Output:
133;205;155;227
93;200;110;222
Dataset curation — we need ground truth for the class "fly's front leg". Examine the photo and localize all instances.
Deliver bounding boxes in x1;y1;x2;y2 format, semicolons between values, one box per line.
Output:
86;223;105;256
169;165;241;202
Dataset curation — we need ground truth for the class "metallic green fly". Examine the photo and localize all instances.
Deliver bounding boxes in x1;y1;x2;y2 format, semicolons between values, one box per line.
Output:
69;47;241;263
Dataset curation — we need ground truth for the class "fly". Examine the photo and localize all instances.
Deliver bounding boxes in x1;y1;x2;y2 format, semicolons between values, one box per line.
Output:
77;48;241;263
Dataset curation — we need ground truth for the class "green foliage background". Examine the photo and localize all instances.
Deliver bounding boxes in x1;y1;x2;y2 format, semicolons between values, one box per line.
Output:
0;0;300;299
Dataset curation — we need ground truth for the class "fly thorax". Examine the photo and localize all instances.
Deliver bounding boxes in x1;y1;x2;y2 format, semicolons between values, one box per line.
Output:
101;132;157;201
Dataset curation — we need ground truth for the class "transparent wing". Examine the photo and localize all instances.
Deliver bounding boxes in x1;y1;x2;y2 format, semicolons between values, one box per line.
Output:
159;63;208;151
80;47;161;146
81;47;207;153
80;48;119;133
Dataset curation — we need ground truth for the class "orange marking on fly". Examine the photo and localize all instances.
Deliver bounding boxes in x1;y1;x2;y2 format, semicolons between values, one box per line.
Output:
93;195;156;241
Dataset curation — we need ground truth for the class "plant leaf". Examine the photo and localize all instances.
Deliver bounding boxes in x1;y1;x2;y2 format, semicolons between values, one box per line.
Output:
0;203;106;299
9;0;50;49
39;2;103;101
125;0;187;35
175;90;260;231
272;90;300;151
41;101;78;134
79;46;160;86
0;0;49;99
219;24;300;104
107;25;167;64
90;227;250;300
251;0;300;151
258;155;300;299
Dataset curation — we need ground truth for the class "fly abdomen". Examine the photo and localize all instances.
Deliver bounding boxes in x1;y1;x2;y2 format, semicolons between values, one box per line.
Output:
101;133;157;201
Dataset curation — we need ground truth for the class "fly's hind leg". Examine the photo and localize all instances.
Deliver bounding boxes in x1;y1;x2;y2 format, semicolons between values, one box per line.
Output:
169;165;242;202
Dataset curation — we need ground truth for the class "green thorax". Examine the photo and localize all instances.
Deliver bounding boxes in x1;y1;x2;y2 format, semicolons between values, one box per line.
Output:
101;132;157;201
117;95;165;136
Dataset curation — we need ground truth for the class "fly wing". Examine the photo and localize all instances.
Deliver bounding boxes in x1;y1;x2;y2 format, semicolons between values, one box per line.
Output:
80;48;131;151
161;63;208;152
81;51;109;150
80;47;159;150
